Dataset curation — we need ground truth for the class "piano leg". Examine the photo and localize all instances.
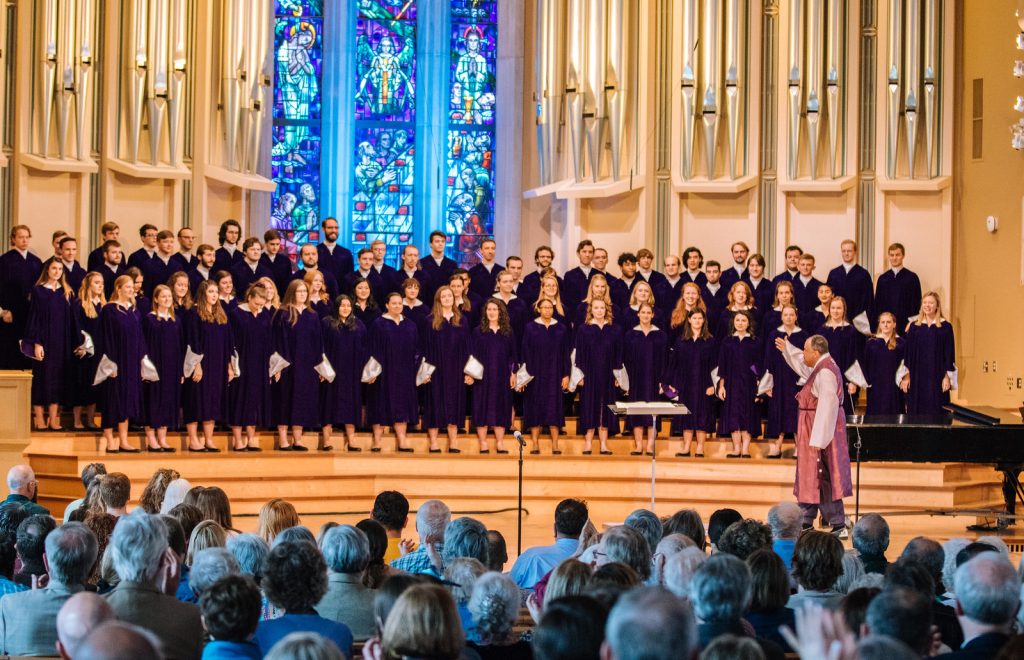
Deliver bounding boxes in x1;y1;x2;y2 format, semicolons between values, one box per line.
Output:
1000;465;1023;529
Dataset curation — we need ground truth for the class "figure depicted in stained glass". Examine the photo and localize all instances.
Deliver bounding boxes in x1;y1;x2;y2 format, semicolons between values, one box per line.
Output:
452;26;489;124
272;193;298;230
292;184;318;230
275;21;319;162
356;33;415;117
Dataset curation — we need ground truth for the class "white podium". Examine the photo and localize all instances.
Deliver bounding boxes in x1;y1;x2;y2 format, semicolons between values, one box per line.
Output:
609;402;691;509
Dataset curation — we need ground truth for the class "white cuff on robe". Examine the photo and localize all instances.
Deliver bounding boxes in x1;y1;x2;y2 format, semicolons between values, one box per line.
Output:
141;355;160;382
269;352;290;378
183;347;204;377
464;355;484;380
845;360;869;389
416;359;435;386
315;354;336;383
361;357;383;383
93;355;118;385
757;371;774;396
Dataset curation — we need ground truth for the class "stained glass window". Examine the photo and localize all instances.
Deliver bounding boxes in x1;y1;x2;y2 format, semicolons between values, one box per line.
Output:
271;0;324;259
351;1;417;268
445;0;497;267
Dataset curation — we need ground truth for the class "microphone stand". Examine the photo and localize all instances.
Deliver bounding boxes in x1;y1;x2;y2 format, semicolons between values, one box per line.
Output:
515;430;526;555
848;390;863;522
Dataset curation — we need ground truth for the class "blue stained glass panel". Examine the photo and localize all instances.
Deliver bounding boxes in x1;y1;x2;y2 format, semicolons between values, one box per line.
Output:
354;14;416;122
351;127;416;265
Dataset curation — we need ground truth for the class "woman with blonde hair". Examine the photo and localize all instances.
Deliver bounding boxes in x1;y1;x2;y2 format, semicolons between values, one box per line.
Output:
572;273;614;328
183;279;235;452
371;583;466;660
621;280;663;329
257;498;301;544
574;299;625;455
138;468;181;514
718;281;755;340
272;279;324;451
97;275;144;452
423;286;470;453
25;259;75;430
533;273;566;322
900;292;955;415
257;276;280;309
186;520;228;566
862;311;905;415
141;284;183;452
71;272;106;430
303;269;331;318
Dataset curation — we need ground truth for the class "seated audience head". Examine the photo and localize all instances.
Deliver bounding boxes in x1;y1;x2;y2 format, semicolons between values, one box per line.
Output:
186;519;227;566
652;534;695;586
74;622;162;660
623;509;662;558
444;557;486;605
192;486;234;531
6;464;38;499
864;587;933;655
602;586;697;660
834;550;866;594
766;502;802;541
792;531;844;592
262;540;328;614
700;634;765;660
382;583;465;660
663;509;707;551
159;479;192;514
258;498;300;544
371;490;410;535
852;513;890;559
160;515;186;562
884;557;936;601
265;632;345;660
0;530;16;579
590;563;641;592
415;499;451;544
469;571;521;644
189;547;240;597
941;538;970;594
138;468;180;514
109;512;170;585
533;595;608;660
975;535;1011;559
707;509;742;549
841;587;881;640
0;501;29;538
166;503;203;546
226;533;270;580
855;635;920;660
355;518;390;587
316;522;338;550
746;549;790;614
17;513;56;566
955;541;999;568
321;525;370;576
716;519;772;561
544;559;593;608
599;525;651;582
373;574;430;635
485;529;508;572
554;498;589;539
56;592;115;660
899;537;945;597
664;547;708;599
199;574;262;644
953;553;1020;633
99;473;131;515
442;516;488;565
45;521;99;587
273;526;317;547
78;462;107;492
691;554;751;623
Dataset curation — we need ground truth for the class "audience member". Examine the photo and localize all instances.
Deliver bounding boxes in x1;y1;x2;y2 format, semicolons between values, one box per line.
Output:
370;583;466;660
955;541;999;568
717;519;773;561
390;500;451;575
273;525;317;547
138;468;181;514
257;499;300;545
255;540;352;657
64;463;107;521
0;501;29;540
265;631;345;660
14;513;56;586
187;520;228;567
852;513;890;574
788;531;845;611
834;549;866;594
446;556;487;641
885;556;963;650
855;635;919;660
863;587;933;656
83;512;117;587
590;563;641;591
160;478;194;514
4;465;49;515
538;559;592;616
371;490;412;565
707;509;741;550
199;574;263;660
766;502;801;570
0;522;97;656
442;517;490;569
840;587;881;641
533;596;608;660
468;572;533;659
316;525;376;641
75;621;163;660
486;530;508;573
105;512;204;659
744;549;795;651
56;592;115;660
940;538;970;604
651;533;694;586
0;531;25;597
168;503;204;545
623;509;662;561
947;554;1019;659
356;518;398;588
699;634;766;660
511;498;587;589
601;587;698;660
598;526;651;582
99;472;131;517
191;486;238;536
662;509;707;551
189;548;240;599
664;546;708;599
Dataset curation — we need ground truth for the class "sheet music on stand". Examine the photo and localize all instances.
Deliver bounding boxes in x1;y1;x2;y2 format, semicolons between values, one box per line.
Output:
608;402;690;510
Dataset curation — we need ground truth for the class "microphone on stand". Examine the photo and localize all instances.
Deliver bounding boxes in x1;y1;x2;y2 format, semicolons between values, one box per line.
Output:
513;429;526;555
513;430;526;447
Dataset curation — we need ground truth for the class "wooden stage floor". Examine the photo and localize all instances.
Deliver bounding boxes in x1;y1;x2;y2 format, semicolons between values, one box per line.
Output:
23;430;1019;566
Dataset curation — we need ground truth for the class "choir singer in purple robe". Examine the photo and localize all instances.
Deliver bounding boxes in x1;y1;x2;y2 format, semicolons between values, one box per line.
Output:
776;334;853;536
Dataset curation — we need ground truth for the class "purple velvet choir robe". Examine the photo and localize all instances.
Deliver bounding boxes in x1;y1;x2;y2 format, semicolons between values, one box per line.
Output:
227;306;273;427
24;285;76;406
402;301;431;334
419;255;458;304
816;324;863;415
574;323;624;432
321;317;367;427
230;260;273;301
792;277;823;318
493;297;528;349
182;310;234;424
719;265;747;290
271;308;323;428
316;243;355;285
655;279;684;320
0;249;43;369
826;264;874;323
140;256;178;298
764;327;807;437
562;266;594;316
71;300;102;407
800;307;828;335
873;268;922;332
666;337;717;432
310;298;332;319
717;334;763;436
259;253;295;298
903;322;955;416
468;327;517;428
213;245;243;274
745;278;774;327
862;336;906;416
618;306;667;335
468;262;505;300
760;308;786;341
521;320;570;428
623;327;669;430
98;303;145;427
141;312;183;429
717;308;759;340
353;303;382;329
700;284;728;337
367;315;420;426
422;316;470;429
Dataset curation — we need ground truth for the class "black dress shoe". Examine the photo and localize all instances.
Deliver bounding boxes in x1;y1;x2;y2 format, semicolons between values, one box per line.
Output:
161;447;176;453
120;446;141;453
496;449;509;454
448;448;461;454
600;450;613;455
291;445;309;452
396;447;413;453
582;450;592;455
105;448;120;454
370;447;381;453
276;445;293;452
319;445;334;452
429;448;442;454
552;450;562;455
529;450;540;455
630;451;642;456
187;447;206;453
246;446;263;452
346;445;362;452
146;446;162;452
479;449;490;454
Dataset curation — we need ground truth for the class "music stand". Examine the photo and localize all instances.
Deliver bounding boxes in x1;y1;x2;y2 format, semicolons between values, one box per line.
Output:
609;402;690;510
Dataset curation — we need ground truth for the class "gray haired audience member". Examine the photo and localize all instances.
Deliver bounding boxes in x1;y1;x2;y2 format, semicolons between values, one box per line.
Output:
74;621;163;660
442;517;489;566
104;512;204;660
856;635;920;660
950;554;1020;657
601;586;698;660
664;546;708;599
863;587;934;656
599;525;651;581
623;509;663;559
852;513;890;575
467;572;531;657
227;533;271;579
716;519;773;561
0;522;98;656
833;550;866;594
652;533;694;586
940;538;970;602
56;592;115;660
273;525;317;548
159;478;193;514
445;557;486;609
390;499;451;574
315;525;376;641
189;547;240;597
766;502;802;570
265;631;345;660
